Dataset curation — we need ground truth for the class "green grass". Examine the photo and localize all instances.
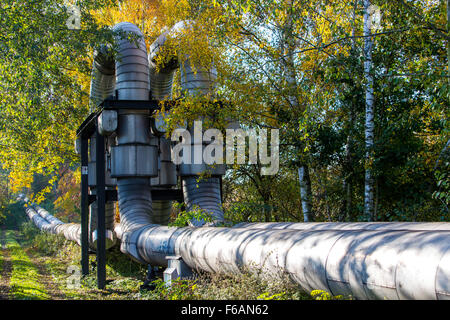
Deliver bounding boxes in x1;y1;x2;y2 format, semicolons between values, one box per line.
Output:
5;230;50;300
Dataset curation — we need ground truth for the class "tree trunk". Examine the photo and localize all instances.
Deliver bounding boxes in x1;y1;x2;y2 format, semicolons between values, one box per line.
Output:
363;0;375;221
280;2;315;222
298;165;313;222
340;0;359;222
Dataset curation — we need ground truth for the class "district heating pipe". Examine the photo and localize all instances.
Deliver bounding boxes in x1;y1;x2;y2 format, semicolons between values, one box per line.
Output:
25;199;450;300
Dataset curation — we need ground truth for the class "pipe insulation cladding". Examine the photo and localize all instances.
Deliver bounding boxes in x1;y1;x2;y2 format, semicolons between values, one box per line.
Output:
108;22;158;263
113;222;450;300
25;204;82;246
23;176;450;300
25;200;450;300
88;45;118;250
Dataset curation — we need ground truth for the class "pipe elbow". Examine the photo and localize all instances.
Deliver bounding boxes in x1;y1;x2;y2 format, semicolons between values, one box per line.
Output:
112;22;150;101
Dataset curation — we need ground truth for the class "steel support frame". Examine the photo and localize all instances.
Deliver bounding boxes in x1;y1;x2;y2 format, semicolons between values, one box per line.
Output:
76;97;188;290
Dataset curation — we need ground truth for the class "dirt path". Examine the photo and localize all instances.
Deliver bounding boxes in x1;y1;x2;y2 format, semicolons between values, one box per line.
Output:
0;228;12;300
0;228;66;300
25;250;66;300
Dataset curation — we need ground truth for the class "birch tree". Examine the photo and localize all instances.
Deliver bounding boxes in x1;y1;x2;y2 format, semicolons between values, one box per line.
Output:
363;0;375;221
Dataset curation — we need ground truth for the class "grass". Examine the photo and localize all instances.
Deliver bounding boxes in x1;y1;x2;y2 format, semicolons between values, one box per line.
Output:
5;230;50;300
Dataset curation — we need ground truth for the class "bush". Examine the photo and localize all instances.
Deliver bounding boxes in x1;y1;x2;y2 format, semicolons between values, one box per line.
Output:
21;221;40;242
32;232;67;256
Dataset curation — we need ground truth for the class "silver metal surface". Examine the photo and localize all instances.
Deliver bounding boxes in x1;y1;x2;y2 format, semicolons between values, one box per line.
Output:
112;22;150;101
147;21;225;225
98;110;118;135
111;144;158;177
180;59;217;96
151;199;172;225
89;45;116;110
103;223;450;300
27;20;450;300
88;135;116;187
182;177;223;225
151;137;177;187
88;188;117;250
116;113;153;145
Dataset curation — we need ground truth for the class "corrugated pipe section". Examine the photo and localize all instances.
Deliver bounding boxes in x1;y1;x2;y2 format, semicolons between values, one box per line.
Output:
89;45;116;110
33;204;64;226
148;30;178;227
179;59;224;225
109;22;157;263
20;21;450;300
182;177;223;226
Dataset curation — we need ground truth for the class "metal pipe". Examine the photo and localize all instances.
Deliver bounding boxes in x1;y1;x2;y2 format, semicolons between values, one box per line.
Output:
25;205;81;245
88;47;117;250
33;204;64;226
109;22;158;263
108;222;450;300
89;45;116;110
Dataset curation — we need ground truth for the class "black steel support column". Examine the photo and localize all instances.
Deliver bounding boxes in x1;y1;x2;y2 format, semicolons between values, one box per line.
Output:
95;129;106;289
80;137;89;276
220;176;223;203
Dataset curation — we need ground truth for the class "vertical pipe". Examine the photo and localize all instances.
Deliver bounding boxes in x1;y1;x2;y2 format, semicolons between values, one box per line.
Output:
96;130;106;289
80;137;89;276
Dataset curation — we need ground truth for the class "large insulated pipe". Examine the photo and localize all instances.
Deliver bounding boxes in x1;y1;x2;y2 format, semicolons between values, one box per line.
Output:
112;221;450;300
89;45;116;109
25;205;81;245
33;204;64;226
60;21;450;300
109;22;158;263
148;21;225;226
176;226;450;300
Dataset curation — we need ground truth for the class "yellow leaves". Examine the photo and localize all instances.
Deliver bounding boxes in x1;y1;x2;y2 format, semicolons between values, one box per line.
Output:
54;167;80;218
310;289;344;300
9;169;33;194
93;0;163;39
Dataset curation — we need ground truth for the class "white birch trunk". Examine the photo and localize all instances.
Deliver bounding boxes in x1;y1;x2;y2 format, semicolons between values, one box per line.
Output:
364;0;375;221
280;2;314;222
298;166;313;222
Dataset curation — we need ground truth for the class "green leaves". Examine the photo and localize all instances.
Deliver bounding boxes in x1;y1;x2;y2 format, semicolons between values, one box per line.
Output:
0;0;114;201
